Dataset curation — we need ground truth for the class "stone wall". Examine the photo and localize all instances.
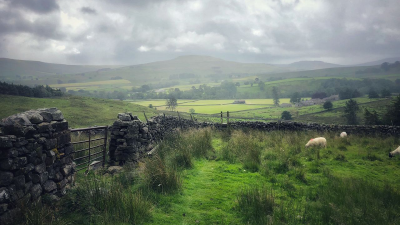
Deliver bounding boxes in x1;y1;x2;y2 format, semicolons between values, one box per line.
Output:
0;108;75;224
109;113;400;165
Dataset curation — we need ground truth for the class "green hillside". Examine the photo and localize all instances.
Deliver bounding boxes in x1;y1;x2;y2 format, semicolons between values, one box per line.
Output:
0;95;156;128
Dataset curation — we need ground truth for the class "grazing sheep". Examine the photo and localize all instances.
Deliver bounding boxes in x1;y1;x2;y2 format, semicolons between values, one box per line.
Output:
340;132;347;138
389;146;400;158
305;137;327;148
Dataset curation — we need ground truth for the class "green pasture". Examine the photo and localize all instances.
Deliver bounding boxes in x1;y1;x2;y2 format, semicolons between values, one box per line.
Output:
0;94;156;128
158;104;270;114
128;99;194;107
26;129;400;225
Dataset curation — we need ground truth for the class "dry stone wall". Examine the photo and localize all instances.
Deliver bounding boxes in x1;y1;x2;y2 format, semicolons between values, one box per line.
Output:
0;108;75;224
109;113;400;165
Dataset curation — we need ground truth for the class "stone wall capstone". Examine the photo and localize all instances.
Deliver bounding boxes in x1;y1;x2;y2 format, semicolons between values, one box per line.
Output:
0;108;76;225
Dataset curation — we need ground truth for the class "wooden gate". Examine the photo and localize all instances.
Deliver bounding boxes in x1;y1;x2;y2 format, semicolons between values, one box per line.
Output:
70;126;108;172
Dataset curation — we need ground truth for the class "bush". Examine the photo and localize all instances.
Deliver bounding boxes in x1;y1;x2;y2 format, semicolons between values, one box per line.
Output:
281;111;292;120
323;101;333;110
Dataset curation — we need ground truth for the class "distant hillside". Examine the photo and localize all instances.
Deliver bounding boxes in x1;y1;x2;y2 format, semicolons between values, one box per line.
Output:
0;58;123;79
355;57;400;66
281;60;342;71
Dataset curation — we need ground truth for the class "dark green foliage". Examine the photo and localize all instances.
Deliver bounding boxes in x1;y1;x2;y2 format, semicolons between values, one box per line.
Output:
166;95;178;111
339;88;361;100
344;99;360;125
381;88;391;98
364;108;381;125
258;81;266;91
148;104;153;108
236;187;274;224
290;92;301;104
0;81;62;98
272;86;280;106
323;101;333;110
383;95;400;125
368;89;379;98
281;111;292;120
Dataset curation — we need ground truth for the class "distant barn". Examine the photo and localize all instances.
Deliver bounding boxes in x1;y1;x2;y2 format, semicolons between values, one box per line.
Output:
233;100;246;104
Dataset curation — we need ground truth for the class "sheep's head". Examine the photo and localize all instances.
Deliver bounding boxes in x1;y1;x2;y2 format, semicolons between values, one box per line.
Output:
389;152;393;158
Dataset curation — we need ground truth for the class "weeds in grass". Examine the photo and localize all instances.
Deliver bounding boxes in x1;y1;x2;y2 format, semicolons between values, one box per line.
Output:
236;186;274;225
63;174;151;224
141;154;181;193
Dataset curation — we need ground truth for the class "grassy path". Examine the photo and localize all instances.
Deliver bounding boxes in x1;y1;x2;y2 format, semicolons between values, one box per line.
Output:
149;140;266;225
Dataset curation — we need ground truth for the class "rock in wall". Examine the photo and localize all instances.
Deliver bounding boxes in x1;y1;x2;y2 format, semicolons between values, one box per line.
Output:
0;108;75;224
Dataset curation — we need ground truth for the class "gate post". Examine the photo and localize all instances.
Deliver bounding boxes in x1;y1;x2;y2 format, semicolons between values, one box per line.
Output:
103;126;108;166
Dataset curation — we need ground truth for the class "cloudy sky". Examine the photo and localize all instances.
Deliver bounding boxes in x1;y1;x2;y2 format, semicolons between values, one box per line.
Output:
0;0;399;65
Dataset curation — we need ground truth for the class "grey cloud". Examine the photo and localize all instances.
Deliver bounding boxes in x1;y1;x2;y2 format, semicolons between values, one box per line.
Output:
81;7;97;15
0;8;64;40
8;0;59;14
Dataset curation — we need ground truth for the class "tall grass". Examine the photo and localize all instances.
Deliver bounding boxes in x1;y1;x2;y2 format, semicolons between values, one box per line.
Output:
236;186;275;224
63;173;151;224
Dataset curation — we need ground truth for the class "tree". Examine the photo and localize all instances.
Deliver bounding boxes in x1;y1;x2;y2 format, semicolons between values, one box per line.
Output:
344;99;360;125
258;81;265;91
364;108;380;125
383;95;400;125
281;111;292;120
166;95;178;111
290;92;301;104
381;89;391;98
323;101;333;110
368;89;379;98
272;86;280;106
148;104;153;108
311;92;327;99
381;62;390;72
189;108;195;114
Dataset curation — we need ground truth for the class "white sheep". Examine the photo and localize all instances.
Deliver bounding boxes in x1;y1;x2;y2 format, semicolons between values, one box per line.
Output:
305;137;327;148
340;132;347;138
389;146;400;158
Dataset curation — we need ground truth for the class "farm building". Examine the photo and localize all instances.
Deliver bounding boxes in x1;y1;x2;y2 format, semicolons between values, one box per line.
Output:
233;100;246;104
295;95;339;107
280;103;292;107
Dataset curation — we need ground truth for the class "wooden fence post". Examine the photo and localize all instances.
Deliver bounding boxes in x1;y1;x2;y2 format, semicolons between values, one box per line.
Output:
221;111;223;124
190;113;194;121
143;111;148;123
227;111;229;125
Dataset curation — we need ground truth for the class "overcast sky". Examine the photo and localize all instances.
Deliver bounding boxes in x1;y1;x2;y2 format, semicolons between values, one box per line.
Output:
0;0;399;65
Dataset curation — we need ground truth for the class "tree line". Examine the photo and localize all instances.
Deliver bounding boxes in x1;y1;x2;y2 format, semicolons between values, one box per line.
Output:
0;81;62;98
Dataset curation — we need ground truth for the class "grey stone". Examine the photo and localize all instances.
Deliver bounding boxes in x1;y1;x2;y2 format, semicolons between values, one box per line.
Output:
13;175;25;190
61;165;72;176
31;172;48;184
24;181;32;194
89;161;102;171
43;180;57;192
0;172;13;186
0;159;13;170
25;110;44;124
118;113;131;121
30;184;42;200
107;166;123;174
34;163;46;173
38;108;64;121
0;203;7;215
0;137;13;149
45;139;57;150
0;188;10;203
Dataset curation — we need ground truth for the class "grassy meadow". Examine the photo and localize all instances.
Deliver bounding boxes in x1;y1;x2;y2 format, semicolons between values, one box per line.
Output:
0;94;157;128
20;128;400;225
